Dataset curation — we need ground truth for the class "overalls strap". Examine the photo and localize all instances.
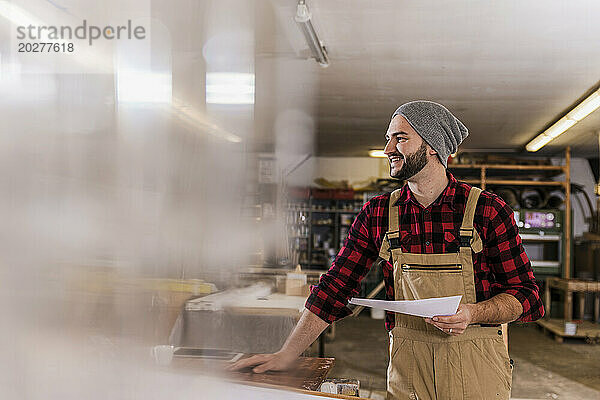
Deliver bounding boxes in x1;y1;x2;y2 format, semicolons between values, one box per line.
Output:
378;188;403;260
459;187;482;247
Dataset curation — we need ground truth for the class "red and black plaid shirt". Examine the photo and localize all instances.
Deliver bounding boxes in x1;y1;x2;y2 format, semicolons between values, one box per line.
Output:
305;172;544;331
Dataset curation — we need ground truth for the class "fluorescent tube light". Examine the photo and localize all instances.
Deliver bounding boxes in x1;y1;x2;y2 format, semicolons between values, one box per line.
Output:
206;72;254;105
526;87;600;152
525;134;554;152
368;150;387;158
566;91;600;121
295;1;329;68
544;118;576;139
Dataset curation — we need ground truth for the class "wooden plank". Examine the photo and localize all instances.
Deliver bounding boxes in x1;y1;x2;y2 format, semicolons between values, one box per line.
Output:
547;278;600;292
237;380;370;400
226;307;304;317
545;276;600;323
480;166;486;190
241;267;327;277
227;294;307;317
484;179;565;186
544;281;551;319
577;322;600;338
537;318;600;343
565;146;571;279
171;356;336;392
546;276;560;288
449;164;563;171
583;232;600;241
569;281;592;291
228;357;335;391
577;293;586;320
594;293;600;322
555;335;564;343
549;277;569;291
565;291;573;321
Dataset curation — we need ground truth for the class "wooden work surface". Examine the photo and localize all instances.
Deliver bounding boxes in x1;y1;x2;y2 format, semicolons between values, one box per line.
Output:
170;356;335;391
544;277;600;322
537;318;600;343
546;277;600;292
226;293;307;317
240;267;327;277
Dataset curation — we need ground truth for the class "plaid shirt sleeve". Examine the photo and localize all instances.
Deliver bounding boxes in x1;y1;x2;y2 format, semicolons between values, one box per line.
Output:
305;199;381;323
483;194;545;322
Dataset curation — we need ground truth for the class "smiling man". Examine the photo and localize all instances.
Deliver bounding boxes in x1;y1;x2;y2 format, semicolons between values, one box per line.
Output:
229;100;544;400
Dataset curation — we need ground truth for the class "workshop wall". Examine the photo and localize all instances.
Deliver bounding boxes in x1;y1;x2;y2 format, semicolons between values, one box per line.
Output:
291;156;597;238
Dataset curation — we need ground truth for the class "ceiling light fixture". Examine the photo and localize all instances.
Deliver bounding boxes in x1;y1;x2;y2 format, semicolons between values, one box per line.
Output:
526;87;600;152
295;0;329;68
368;150;386;158
205;72;255;105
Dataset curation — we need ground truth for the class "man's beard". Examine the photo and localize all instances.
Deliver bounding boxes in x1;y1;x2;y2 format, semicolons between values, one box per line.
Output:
390;142;429;180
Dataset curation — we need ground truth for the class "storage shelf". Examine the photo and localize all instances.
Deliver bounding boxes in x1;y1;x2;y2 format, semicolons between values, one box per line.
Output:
312;209;361;213
531;260;561;268
488;179;565;186
287;196;363;271
449;164;564;171
240;267;326;276
520;233;562;241
450;147;572;278
461;179;566;187
288;208;360;213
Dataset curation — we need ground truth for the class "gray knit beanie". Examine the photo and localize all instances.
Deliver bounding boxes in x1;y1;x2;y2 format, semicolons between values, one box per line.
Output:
391;101;468;168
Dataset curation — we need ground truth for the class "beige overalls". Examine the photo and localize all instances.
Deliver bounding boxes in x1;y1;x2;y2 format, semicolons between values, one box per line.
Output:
379;187;513;400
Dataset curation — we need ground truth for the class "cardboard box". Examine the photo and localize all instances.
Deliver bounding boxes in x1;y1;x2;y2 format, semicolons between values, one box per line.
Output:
285;272;309;296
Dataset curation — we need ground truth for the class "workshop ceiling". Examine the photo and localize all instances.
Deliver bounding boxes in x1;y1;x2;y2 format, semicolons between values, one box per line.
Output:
264;0;600;158
7;0;600;159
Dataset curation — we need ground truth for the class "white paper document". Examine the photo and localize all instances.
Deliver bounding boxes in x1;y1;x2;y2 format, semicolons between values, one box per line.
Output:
349;295;462;318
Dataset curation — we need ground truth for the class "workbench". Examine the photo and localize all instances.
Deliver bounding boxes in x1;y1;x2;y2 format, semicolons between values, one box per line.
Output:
168;355;370;399
171;356;335;391
544;277;600;321
538;277;600;343
225;293;307;317
176;292;328;357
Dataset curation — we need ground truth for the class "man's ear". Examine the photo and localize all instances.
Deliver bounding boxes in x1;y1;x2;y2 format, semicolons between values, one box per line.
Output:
428;147;438;156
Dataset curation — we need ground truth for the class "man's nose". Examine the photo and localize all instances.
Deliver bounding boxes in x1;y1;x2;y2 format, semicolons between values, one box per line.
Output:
383;139;396;155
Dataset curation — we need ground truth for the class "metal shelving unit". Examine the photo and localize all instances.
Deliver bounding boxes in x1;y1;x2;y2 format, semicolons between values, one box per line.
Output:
448;147;572;278
287;195;363;270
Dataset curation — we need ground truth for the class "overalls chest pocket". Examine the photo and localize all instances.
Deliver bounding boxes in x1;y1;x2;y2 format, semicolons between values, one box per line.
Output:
445;229;484;254
444;230;460;252
397;230;414;250
397;229;477;253
396;256;466;300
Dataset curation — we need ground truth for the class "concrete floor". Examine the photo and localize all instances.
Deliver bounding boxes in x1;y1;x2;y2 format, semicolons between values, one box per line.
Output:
313;315;600;399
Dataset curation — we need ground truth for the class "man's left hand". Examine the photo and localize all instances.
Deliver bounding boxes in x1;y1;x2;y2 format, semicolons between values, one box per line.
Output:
424;303;478;336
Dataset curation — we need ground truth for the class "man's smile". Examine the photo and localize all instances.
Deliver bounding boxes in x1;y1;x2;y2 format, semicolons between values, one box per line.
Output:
389;154;404;166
